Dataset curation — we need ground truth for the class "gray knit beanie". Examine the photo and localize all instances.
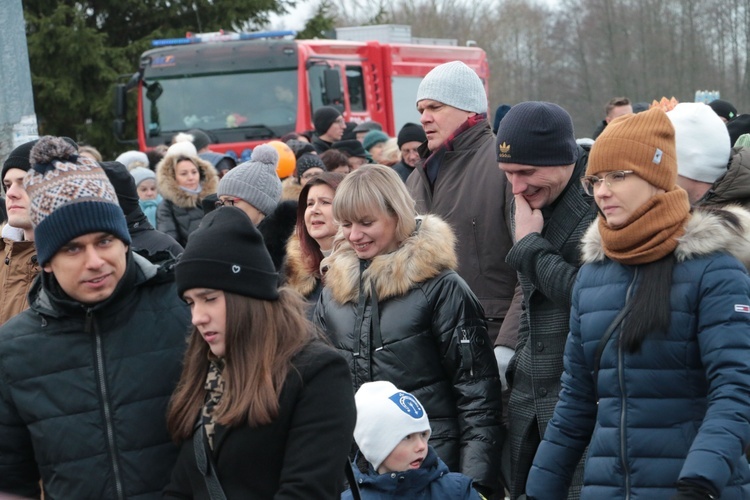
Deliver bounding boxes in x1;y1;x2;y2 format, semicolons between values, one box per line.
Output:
416;61;487;114
217;144;281;215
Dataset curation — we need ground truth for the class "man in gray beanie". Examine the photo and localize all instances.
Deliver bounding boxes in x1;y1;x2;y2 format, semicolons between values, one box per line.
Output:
495;101;597;499
216;144;282;225
406;60;514;498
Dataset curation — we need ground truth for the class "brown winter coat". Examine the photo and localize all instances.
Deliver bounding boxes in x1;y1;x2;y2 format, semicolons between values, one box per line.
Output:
0;238;39;326
406;120;516;341
280;177;302;202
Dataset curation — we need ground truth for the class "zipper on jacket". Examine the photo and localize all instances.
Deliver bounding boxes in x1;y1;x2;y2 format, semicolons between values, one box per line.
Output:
90;308;125;500
460;328;473;377
618;268;638;500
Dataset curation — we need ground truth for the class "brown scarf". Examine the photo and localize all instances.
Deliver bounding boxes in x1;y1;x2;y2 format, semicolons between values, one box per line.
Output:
598;188;691;265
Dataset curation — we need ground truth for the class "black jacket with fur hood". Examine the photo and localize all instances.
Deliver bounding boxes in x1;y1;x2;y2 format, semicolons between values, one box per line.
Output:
314;214;504;494
156;154;218;246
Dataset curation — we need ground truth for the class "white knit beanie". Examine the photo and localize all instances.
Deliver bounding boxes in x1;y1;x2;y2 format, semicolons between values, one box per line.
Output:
217;144;281;215
353;381;431;471
115;150;149;170
416;61;487;114
667;102;731;183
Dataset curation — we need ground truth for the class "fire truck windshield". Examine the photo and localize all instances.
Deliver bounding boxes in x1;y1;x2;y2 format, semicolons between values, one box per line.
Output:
141;69;298;141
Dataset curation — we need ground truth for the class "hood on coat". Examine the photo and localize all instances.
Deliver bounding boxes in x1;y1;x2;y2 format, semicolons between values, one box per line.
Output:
581;204;750;268
284;233;319;297
281;176;303;202
323;214;457;304
156;154;218;208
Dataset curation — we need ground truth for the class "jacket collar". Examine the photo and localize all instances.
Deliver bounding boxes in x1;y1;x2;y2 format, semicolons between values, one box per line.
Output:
353;447;448;492
30;251;160;318
581;204;750;268
324;214;457;304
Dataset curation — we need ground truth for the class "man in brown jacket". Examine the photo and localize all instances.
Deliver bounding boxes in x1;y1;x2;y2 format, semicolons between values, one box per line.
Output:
406;61;516;342
0;139;40;325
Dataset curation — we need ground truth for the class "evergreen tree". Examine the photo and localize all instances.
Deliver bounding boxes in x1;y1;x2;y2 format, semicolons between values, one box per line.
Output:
23;0;294;158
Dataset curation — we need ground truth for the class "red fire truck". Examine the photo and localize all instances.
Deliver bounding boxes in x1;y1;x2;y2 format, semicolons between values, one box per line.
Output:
113;25;489;158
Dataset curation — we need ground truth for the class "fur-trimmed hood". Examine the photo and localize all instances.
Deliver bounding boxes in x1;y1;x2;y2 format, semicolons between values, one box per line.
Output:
323;214;458;304
581;205;750;268
156;154;218;208
281;176;302;202
284;233;319;297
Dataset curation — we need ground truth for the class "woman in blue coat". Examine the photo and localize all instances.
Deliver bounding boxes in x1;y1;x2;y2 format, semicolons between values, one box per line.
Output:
526;108;750;499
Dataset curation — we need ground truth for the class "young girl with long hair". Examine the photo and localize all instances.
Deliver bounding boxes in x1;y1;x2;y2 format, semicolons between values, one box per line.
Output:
164;206;356;499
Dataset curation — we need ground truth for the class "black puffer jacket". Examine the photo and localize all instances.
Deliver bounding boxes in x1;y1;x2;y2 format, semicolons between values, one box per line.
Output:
315;215;503;494
0;252;191;499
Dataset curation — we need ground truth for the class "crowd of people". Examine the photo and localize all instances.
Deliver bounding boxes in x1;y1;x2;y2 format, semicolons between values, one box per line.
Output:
1;59;750;500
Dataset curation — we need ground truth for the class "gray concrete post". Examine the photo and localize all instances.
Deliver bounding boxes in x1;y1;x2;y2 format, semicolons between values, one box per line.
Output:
0;0;38;168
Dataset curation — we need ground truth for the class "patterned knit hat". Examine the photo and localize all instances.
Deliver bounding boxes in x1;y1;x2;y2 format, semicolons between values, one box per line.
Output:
588;108;677;191
496;101;578;166
24;136;130;265
217;144;281;215
416;61;487;114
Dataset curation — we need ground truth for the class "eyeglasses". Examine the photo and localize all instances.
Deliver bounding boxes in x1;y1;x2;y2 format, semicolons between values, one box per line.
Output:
580;170;634;196
301;171;322;181
215;198;236;208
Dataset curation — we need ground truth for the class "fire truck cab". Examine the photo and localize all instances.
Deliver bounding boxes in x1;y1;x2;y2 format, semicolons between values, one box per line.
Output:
113;25;488;157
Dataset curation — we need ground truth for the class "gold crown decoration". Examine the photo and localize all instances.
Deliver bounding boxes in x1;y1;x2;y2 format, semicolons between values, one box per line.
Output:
498;142;511;157
649;96;679;112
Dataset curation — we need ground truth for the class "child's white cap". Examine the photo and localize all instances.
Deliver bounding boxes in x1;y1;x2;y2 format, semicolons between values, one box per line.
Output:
353;381;431;471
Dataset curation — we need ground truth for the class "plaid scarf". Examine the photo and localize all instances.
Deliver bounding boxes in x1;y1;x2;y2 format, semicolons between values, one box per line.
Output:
201;358;225;450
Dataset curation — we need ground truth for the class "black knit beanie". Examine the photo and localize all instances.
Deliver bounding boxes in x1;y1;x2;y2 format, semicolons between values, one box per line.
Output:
313;106;342;136
296;153;326;182
727;114;750;147
397;123;427;148
496;101;578;166
175;206;279;300
707;99;738;122
2;139;38;181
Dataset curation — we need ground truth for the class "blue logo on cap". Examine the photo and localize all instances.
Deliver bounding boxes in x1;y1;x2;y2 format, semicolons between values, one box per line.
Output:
388;392;424;419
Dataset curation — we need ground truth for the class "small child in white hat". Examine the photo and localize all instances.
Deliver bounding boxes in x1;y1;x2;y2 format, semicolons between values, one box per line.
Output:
342;381;483;499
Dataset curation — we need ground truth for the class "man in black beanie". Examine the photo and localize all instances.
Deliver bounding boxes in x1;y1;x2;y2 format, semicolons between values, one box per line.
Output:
0;139;39;325
495;101;597;499
392;122;426;183
312;106;345;154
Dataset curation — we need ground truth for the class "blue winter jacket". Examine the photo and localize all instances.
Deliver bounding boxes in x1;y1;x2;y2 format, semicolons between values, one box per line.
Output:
527;207;750;499
342;447;481;500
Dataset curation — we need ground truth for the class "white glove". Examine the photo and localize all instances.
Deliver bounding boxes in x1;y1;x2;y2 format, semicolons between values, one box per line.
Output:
494;346;515;392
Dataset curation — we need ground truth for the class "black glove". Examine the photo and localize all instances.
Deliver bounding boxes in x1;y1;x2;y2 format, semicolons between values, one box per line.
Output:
670;482;716;500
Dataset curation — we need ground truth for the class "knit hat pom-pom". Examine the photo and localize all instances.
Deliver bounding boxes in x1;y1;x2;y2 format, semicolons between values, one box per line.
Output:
250;144;279;167
30;136;77;172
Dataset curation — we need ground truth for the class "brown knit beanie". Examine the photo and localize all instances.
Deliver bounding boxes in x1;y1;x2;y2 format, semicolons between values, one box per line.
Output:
588;108;677;191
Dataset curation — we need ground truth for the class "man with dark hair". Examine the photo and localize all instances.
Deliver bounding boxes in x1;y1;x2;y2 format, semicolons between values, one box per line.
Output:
0;136;190;499
592;96;633;139
311;106;346;154
496;101;597;499
392;122;426;183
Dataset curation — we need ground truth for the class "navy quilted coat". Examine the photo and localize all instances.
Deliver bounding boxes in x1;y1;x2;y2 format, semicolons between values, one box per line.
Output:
528;208;750;499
